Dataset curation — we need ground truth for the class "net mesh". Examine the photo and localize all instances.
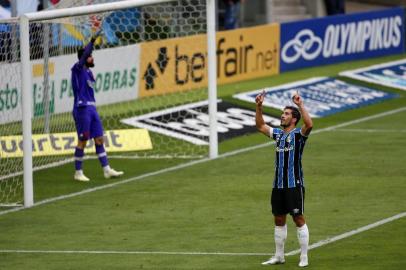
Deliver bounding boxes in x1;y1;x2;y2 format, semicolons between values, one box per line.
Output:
0;19;23;206
0;0;209;206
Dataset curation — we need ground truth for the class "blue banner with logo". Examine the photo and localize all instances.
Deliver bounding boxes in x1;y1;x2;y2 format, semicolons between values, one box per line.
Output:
340;59;406;91
280;8;405;72
233;77;397;117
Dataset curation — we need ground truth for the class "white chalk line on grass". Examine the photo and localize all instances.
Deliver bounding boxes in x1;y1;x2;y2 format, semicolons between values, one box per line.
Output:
1;106;406;217
331;128;406;133
0;108;405;258
220;107;406;158
0;249;269;256
0;211;405;257
285;211;406;256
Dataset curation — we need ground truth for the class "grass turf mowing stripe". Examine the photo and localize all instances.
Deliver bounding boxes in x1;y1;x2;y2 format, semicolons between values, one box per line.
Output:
0;212;404;257
329;129;406;133
1;106;405;217
285;212;406;256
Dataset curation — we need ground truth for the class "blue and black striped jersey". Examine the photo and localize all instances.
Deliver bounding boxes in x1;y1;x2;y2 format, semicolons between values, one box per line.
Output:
271;127;308;189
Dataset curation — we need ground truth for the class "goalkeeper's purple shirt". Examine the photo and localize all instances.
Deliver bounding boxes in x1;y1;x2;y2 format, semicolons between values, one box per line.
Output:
71;42;96;109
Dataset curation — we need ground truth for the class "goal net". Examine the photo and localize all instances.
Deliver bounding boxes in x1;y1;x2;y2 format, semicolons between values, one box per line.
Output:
0;0;213;207
0;19;23;206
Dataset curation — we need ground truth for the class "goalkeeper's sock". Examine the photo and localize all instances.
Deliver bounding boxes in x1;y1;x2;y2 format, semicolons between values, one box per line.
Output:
74;147;84;171
274;224;287;258
297;223;309;257
95;144;109;168
103;165;111;173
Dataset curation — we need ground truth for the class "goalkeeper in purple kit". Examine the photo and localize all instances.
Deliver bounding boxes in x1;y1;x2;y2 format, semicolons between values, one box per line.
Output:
71;30;123;182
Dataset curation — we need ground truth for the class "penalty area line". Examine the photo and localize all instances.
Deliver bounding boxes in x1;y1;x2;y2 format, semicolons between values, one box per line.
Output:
1;212;405;257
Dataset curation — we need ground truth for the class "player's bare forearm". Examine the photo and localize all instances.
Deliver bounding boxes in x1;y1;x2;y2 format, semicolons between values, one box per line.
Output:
292;92;312;136
255;90;270;136
298;103;313;136
256;105;265;128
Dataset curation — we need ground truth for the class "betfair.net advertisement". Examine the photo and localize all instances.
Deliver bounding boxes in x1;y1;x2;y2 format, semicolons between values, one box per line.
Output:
0;129;152;158
139;24;280;97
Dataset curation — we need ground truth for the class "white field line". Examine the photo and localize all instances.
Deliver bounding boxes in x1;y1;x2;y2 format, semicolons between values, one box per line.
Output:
0;212;405;257
0;155;201;182
1;106;406;217
330;128;406;133
0;250;268;256
311;107;406;133
3;106;404;182
285;211;406;256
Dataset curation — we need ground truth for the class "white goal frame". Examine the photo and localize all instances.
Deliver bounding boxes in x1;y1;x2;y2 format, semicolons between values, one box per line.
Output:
19;0;218;208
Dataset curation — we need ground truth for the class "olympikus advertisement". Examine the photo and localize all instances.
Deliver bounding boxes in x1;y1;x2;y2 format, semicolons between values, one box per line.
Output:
280;8;405;72
340;59;406;91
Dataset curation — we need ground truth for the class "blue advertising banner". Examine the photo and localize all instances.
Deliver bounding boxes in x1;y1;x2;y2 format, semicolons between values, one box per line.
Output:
233;77;397;117
280;8;405;72
340;59;406;91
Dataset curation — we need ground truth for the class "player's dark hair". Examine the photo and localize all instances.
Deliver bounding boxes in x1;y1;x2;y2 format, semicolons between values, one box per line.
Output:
284;106;301;126
77;48;85;60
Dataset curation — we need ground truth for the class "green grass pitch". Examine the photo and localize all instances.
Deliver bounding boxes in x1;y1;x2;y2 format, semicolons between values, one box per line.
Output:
0;53;406;269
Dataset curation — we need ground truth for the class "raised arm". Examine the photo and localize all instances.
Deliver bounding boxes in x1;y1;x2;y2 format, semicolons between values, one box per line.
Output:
292;92;313;136
256;90;272;137
77;42;94;67
76;28;103;67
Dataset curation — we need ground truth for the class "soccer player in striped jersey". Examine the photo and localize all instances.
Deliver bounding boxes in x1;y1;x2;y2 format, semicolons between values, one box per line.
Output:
256;90;313;267
71;30;123;182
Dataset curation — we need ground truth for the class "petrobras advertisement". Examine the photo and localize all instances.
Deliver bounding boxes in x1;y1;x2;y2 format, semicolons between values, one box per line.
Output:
340;59;406;91
280;8;404;72
233;77;397;118
0;44;140;125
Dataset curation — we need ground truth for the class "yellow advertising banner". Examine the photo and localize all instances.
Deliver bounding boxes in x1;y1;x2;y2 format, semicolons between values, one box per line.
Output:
139;23;280;97
139;34;207;97
0;129;152;158
216;24;280;84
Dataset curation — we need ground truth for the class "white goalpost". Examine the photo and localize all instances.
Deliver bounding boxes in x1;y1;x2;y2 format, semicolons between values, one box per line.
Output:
0;0;217;208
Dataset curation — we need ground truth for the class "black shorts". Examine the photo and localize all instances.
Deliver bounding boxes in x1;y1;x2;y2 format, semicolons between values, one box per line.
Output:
271;186;305;216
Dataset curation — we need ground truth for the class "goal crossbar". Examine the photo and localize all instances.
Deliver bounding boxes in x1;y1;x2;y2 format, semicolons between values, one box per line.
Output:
18;0;218;208
23;0;169;21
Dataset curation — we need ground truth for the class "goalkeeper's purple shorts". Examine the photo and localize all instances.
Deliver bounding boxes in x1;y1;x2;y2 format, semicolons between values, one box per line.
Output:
72;105;104;141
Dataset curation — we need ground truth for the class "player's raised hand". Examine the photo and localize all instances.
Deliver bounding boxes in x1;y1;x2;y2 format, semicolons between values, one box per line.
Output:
255;90;266;106
292;91;303;106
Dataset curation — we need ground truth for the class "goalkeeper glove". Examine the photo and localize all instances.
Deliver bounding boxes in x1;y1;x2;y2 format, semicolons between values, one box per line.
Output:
91;28;103;43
